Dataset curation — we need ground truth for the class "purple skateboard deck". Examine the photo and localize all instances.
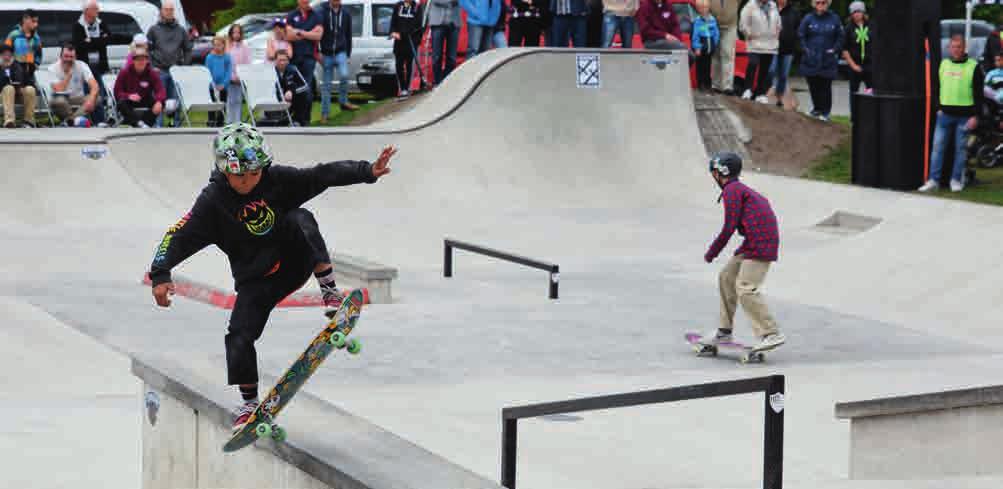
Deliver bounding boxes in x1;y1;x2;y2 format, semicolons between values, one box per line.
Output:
685;332;766;364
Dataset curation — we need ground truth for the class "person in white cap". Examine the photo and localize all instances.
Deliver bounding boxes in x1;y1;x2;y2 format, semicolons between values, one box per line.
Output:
841;0;871;115
125;33;149;66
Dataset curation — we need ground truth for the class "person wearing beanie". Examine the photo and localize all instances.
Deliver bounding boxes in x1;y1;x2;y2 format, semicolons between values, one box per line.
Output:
841;0;872;115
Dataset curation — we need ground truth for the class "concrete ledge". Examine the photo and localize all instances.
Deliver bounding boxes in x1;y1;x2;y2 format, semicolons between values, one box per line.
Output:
835;385;1003;419
132;355;502;489
835;385;1003;479
331;253;398;304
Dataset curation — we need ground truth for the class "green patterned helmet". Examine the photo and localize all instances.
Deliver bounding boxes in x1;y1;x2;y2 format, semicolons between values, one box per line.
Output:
213;123;273;174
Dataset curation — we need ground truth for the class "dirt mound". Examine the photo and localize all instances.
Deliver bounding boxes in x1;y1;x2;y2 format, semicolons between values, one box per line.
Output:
719;96;849;177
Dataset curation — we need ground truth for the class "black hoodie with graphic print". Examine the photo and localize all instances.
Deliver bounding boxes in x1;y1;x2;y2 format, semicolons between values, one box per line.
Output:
149;160;377;288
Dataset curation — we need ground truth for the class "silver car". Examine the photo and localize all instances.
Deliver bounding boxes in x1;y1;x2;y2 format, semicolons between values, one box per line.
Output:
941;19;995;62
227;0;395;93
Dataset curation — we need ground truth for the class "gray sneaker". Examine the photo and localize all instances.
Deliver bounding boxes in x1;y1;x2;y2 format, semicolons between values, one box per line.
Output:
752;333;786;353
699;329;734;347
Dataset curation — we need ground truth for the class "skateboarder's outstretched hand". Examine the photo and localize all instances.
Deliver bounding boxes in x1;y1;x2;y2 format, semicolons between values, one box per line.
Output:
153;282;175;307
372;146;397;178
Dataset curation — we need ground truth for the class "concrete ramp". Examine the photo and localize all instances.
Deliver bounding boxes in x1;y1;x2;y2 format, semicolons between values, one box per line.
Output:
108;49;704;213
5;47;1003;489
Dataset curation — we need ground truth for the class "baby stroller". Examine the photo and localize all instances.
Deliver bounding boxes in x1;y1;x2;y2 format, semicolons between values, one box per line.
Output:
968;81;1003;169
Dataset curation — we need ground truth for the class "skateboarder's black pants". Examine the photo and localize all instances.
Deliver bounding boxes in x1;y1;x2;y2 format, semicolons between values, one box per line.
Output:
225;209;332;385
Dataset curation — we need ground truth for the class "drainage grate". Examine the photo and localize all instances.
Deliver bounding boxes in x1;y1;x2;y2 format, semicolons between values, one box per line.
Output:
814;211;881;235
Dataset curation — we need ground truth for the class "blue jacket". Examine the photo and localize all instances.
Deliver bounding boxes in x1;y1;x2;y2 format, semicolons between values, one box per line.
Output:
798;11;843;79
692;15;720;54
459;0;502;26
319;3;353;57
985;67;1003;103
204;52;232;87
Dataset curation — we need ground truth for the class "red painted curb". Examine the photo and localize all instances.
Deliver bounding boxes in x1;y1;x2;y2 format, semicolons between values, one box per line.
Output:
142;273;368;310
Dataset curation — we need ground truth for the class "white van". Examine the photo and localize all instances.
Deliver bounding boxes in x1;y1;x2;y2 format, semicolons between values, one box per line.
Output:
236;0;395;92
0;1;159;72
103;0;190;32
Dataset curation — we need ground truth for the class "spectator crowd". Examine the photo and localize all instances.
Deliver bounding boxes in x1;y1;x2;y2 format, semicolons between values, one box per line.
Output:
0;0;359;128
0;0;994;195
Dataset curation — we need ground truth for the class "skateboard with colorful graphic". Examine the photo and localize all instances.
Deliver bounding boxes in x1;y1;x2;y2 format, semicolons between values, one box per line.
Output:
223;288;366;452
685;331;766;364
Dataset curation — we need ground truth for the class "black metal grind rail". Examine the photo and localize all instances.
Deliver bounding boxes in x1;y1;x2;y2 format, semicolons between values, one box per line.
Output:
500;375;785;489
443;238;560;299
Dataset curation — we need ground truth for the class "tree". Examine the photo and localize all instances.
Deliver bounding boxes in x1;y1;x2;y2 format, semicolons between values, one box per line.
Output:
212;0;299;30
783;0;998;25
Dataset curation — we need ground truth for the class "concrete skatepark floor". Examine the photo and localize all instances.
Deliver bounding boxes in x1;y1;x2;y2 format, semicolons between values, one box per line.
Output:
2;49;1003;488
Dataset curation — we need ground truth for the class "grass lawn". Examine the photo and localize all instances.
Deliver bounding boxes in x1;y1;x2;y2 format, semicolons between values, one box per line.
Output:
804;116;1003;207
184;93;386;128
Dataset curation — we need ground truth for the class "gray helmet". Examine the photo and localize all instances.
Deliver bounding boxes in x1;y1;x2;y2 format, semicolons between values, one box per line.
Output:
709;152;743;178
213;122;273;174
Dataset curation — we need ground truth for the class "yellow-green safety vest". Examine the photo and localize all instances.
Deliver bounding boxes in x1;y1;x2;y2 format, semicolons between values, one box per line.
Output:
939;58;978;107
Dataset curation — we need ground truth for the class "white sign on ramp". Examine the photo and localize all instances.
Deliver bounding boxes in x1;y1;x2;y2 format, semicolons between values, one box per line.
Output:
576;53;600;89
80;146;108;160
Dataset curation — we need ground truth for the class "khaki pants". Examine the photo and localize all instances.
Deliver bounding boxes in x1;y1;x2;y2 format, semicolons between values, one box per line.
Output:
712;24;738;92
719;255;778;337
1;84;37;126
50;95;88;122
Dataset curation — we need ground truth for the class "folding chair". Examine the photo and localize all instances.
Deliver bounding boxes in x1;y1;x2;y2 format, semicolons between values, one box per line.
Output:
101;72;122;127
29;69;57;127
170;65;226;127
236;63;292;127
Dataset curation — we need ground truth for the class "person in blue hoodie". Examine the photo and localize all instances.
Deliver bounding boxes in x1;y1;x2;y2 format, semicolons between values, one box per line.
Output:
204;35;232;127
798;0;842;122
460;0;501;58
692;0;719;92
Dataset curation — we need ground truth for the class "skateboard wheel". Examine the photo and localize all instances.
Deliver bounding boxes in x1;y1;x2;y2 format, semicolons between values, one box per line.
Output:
346;338;361;355
329;332;346;348
255;423;272;438
271;425;287;442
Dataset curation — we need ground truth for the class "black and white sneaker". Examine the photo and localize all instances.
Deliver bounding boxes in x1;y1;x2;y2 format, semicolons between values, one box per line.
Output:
321;285;344;310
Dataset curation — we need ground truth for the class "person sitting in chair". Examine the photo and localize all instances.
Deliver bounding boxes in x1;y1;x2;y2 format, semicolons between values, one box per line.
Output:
273;49;310;127
112;46;165;128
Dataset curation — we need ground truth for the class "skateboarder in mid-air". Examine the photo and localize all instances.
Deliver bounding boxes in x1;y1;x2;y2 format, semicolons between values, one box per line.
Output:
701;152;786;353
148;123;396;431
